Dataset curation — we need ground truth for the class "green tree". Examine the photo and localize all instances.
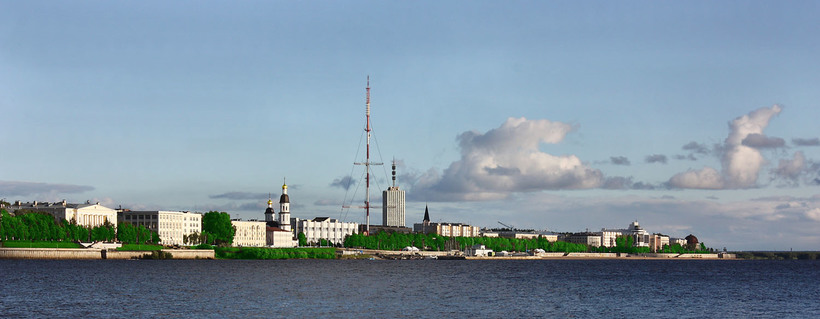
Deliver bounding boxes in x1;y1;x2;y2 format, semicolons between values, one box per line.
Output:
297;232;307;247
202;211;235;246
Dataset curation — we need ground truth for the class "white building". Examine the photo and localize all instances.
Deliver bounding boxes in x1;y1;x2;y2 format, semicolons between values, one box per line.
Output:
262;195;297;248
600;221;651;248
119;210;202;246
413;205;481;237
382;186;405;227
292;217;358;246
464;244;494;257
231;220;267;247
278;181;292;232
382;161;406;227
9;200;117;228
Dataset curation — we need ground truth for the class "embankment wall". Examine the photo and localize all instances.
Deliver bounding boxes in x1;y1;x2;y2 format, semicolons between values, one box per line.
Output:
1;248;214;260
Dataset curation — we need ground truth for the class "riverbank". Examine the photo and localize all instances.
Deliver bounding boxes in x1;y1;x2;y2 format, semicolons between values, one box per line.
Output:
1;246;747;260
0;247;214;260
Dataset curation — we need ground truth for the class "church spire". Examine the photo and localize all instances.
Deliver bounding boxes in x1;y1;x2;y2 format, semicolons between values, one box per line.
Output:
423;205;430;223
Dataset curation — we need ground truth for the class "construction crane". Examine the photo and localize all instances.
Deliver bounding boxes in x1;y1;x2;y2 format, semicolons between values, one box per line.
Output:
497;221;515;230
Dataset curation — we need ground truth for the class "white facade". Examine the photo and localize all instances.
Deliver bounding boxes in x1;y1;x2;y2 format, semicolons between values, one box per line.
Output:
231;220;267;247
293;217;358;246
279;182;292;232
382;187;406;227
9;200;117;228
600;221;651;248
465;244;494;257
266;227;296;248
414;222;481;237
120;210;202;246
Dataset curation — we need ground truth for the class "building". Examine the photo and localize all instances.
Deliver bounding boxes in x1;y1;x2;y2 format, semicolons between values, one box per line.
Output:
649;233;670;252
564;232;602;247
8;200;117;228
600;221;651;248
278;181;292;232
464;244;494;257
263;195;296;248
685;234;699;251
119;210;202;246
231;220;267;247
413;205;481;237
382;160;406;227
293;217;358;246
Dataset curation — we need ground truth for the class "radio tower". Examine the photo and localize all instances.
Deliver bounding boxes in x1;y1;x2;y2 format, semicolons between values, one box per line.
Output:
351;76;382;235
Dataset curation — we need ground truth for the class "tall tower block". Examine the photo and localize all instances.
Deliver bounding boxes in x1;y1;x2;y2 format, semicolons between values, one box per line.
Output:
382;159;406;227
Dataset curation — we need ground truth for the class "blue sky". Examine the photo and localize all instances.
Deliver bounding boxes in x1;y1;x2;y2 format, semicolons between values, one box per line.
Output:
2;1;819;250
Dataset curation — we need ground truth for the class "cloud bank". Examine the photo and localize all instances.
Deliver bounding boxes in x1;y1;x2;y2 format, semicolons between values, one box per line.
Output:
410;117;603;201
0;180;94;197
209;192;269;200
669;105;783;189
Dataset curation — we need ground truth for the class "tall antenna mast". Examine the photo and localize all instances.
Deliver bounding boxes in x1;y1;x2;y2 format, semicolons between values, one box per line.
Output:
352;76;382;234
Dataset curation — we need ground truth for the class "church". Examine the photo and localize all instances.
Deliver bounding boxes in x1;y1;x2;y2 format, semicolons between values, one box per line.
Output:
264;180;297;248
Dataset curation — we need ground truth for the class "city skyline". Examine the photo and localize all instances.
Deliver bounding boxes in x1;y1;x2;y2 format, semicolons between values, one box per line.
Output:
2;2;819;250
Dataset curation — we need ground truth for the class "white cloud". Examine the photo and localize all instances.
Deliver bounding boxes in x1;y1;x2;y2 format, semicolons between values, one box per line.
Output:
669;105;783;189
408;117;602;201
668;167;724;189
806;208;820;222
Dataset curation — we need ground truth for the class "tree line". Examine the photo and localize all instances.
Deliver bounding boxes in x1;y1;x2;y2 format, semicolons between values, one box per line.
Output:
1;209;159;244
343;231;712;253
343;231;591;252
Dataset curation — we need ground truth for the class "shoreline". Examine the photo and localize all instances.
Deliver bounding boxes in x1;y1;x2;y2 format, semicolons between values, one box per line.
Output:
5;247;798;261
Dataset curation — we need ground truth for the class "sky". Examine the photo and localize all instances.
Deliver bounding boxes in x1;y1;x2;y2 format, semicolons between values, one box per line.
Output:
2;1;819;250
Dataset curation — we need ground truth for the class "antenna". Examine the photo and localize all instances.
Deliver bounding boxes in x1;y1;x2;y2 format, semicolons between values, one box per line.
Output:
345;76;383;235
393;160;398;187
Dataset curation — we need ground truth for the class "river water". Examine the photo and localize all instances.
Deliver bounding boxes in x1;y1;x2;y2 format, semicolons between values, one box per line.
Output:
1;259;818;318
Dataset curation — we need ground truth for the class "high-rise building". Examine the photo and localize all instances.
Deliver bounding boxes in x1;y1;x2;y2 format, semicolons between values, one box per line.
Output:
382;160;405;227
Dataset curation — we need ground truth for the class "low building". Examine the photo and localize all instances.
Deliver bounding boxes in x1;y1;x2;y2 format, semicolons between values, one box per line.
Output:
464;244;494;257
649;233;670;252
231;220;267;247
8;200;117;228
292;217;358;246
670;237;687;247
119;210;202;246
266;226;296;248
412;205;481;237
564;232;602;247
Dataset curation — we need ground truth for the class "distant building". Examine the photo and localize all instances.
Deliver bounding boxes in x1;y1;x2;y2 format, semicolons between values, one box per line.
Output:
292;217;358;246
649;233;670;252
382;160;406;227
600;221;650;248
278;181;292;232
564;232;602;247
119;210;202;246
8;200;117;228
262;195;296;248
465;244;494;257
685;234;699;250
670;237;687;247
382;187;405;227
231;220;266;247
413;205;480;237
